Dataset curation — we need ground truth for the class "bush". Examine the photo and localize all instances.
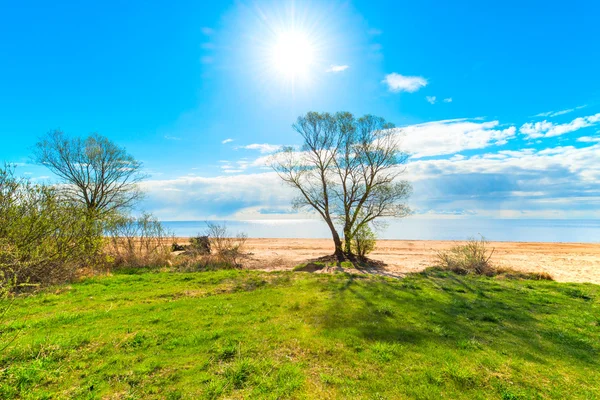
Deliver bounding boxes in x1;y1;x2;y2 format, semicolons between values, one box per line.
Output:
0;270;17;351
176;223;248;270
351;225;376;258
205;222;248;267
0;165;102;288
189;235;211;255
436;236;495;275
104;213;173;268
171;243;186;252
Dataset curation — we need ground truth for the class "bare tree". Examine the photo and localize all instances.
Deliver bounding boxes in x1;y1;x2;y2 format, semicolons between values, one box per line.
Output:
33;130;145;219
271;112;411;258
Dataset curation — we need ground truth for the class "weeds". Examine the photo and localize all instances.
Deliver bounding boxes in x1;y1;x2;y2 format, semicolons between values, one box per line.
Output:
436;236;553;280
104;213;174;269
436;236;495;275
205;222;248;267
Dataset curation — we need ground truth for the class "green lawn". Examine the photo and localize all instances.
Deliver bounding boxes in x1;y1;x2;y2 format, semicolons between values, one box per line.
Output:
1;269;599;399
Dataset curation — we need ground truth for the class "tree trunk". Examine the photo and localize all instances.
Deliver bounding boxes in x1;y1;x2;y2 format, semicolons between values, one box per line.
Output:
343;226;353;255
324;219;344;259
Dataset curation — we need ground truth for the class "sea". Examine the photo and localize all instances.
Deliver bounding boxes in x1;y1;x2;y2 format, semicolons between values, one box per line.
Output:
162;218;600;243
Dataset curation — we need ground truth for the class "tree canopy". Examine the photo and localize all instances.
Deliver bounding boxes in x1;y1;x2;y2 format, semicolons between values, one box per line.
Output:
33;131;145;218
272;111;411;258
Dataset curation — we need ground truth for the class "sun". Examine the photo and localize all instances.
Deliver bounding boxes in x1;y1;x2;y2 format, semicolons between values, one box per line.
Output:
269;30;315;80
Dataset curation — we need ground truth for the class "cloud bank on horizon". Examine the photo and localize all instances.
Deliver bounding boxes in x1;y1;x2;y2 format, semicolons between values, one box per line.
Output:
142;107;600;221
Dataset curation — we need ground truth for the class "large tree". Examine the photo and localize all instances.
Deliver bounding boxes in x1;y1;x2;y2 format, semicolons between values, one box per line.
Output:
33;130;145;219
271;112;411;258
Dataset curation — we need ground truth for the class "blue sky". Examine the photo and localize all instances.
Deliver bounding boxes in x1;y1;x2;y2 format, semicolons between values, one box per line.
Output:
1;0;599;221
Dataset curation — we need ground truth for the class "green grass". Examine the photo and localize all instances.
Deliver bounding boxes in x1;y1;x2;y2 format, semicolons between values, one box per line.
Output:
1;268;599;399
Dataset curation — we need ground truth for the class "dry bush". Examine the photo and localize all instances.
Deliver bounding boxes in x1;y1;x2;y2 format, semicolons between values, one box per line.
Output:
436;236;553;280
104;213;173;269
205;222;248;267
174;223;248;271
436;236;495;275
188;235;211;255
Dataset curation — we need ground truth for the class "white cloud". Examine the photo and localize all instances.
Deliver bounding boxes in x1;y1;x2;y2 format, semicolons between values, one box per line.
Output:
443;98;453;103
164;135;181;141
397;119;516;158
238;143;281;154
140;172;296;220
382;73;428;93
535;105;586;118
405;143;600;218
326;65;349;73
201;27;214;35
577;136;600;143
222;138;234;144
520;113;600;139
426;96;437;105
140;142;600;220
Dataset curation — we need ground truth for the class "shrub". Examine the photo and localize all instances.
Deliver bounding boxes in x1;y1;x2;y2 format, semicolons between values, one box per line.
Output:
171;242;186;252
0;165;102;288
205;222;247;267
189;235;211;255
104;213;173;268
351;225;377;258
0;270;17;352
173;223;248;271
436;236;495;275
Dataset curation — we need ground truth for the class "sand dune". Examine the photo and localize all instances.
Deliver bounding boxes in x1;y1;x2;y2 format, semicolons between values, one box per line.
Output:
235;238;600;284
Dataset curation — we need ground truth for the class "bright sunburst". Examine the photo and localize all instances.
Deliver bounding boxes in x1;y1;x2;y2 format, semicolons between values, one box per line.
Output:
270;30;315;79
245;2;340;93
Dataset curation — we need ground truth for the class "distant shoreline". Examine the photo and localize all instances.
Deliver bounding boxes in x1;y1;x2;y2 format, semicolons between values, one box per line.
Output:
161;219;600;243
171;237;598;245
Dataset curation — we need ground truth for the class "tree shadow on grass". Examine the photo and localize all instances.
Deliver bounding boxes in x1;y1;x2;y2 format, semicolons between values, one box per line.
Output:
317;269;599;366
294;254;407;279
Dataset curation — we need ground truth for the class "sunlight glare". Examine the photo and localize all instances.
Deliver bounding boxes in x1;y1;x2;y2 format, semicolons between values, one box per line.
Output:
270;30;315;79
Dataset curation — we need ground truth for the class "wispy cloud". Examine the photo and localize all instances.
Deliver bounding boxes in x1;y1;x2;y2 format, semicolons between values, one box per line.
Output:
222;138;234;144
238;143;281;154
382;73;428;93
577;136;600;143
164;135;181;141
398;119;516;158
535;105;586;118
326;65;349;73
201;27;214;35
426;96;437;104
520;113;600;139
367;28;382;36
443;98;453;103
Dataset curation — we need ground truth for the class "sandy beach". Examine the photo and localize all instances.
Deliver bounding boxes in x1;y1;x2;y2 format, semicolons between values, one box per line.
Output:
228;238;600;284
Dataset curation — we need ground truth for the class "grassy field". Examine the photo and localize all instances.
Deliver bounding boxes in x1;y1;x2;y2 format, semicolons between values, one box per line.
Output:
1;269;599;399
